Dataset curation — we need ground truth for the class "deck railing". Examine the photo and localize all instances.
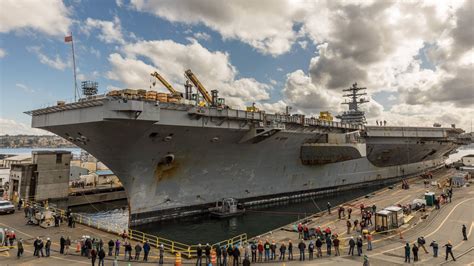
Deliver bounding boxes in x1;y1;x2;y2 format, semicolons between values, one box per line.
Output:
27;201;247;259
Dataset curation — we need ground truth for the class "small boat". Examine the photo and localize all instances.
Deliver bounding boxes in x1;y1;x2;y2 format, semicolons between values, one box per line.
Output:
209;198;245;218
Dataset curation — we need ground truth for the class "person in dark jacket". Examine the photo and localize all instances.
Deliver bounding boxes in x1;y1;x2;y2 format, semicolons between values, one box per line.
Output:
316;237;323;257
37;238;45;257
17;239;24;258
134;243;142;260
250;241;257;262
412;243;419;261
298;240;306;261
462;224;468;240
348;237;355;256
444;241;455;261
143;241;151;261
326;235;332;256
215;245;222;265
91;248;97;266
288;240;293;260
196;244;203;266
33;237;39;257
45;238;51;257
333;237;340;256
348;207;352;219
308;241;314;260
356;236;363;256
222;245;228;266
205;243;211;265
430;240;438;257
60;236;65;254
270;241;276;260
125;241;133;261
242;256;250;266
417;236;428;254
279;242;286;260
233;245;241;266
108;240;114;256
98;248;106;266
327;202;331;214
263;240;270;261
404;243;411;263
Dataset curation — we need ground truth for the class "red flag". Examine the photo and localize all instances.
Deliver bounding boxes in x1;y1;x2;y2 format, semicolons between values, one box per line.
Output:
64;35;73;42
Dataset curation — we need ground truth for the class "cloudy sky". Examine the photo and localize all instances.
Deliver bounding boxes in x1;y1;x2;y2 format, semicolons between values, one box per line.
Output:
0;0;473;135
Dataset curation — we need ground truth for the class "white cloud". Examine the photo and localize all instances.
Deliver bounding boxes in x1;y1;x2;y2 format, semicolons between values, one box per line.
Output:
0;48;6;58
298;41;308;50
108;39;271;108
116;0;124;7
387;94;397;101
0;117;49;135
193;32;211;41
0;0;71;36
84;16;125;44
26;46;69;70
15;83;35;93
130;0;304;56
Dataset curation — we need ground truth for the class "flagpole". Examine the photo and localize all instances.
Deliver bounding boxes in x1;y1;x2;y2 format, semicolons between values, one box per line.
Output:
70;32;78;102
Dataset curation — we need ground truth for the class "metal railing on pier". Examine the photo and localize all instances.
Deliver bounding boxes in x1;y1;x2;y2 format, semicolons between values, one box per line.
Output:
27;201;247;259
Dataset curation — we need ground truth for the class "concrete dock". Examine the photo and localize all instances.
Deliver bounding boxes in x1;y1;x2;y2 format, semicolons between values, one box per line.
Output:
1;167;473;265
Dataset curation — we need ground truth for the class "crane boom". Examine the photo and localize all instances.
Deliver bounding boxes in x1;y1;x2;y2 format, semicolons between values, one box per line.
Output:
150;71;182;97
184;69;213;104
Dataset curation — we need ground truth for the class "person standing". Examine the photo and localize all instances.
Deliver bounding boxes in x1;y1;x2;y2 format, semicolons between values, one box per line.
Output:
316;237;323;258
404;243;411;263
257;241;263;262
263;240;270;261
367;233;373;251
308;241;314;260
216;245;222;265
348;237;355;256
279;242;286;260
232;245;240;266
270;240;276;260
325;235;332;256
412;243;419;262
17;238;24;258
134;243;142;260
462;224;468;240
444;241;456;261
196;243;203;266
65;236;71;255
372;204;376;214
430;240;438;257
45;238;51;257
327;202;332;214
333;236;340;256
60;236;65;254
417;236;428;254
91;248;97;266
250;241;257;262
298;239;306;261
356;236;363;256
288;240;293;260
98;248;105;266
108;240;114;256
158;244;164;265
205;243;211;265
114;239;120;257
37;238;44;257
222;245;228;266
348;207;352;219
17;199;23;210
347;220;352;234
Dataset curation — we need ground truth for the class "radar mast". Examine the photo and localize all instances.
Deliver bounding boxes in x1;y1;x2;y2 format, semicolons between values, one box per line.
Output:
336;82;369;125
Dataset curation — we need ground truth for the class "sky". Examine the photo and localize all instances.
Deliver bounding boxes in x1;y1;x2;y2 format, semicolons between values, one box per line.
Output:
0;0;473;135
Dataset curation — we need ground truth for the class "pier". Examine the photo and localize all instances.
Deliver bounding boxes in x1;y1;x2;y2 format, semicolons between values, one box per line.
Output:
1;167;472;265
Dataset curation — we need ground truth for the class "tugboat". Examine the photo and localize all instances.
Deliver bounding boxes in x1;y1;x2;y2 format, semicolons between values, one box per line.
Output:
209;198;245;218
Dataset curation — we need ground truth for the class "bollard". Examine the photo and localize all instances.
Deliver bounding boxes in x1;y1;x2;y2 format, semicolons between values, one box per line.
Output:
175;252;182;266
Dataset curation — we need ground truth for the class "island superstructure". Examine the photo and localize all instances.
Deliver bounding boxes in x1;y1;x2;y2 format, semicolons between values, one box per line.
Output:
26;71;464;225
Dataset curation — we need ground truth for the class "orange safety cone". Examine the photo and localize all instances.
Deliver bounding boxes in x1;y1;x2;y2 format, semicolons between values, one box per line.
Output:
211;249;217;265
76;241;81;252
175;252;182;266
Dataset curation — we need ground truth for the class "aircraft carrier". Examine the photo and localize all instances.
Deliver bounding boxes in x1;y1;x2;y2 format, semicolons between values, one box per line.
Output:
26;73;465;226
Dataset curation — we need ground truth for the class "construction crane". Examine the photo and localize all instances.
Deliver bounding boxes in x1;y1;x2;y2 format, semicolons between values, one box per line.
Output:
150;71;182;98
184;69;214;105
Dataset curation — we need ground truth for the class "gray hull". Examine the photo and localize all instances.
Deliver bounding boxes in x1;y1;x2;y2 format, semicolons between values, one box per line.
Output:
28;98;460;225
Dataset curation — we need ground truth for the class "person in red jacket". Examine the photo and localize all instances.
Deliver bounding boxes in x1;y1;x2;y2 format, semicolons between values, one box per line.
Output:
257;240;264;262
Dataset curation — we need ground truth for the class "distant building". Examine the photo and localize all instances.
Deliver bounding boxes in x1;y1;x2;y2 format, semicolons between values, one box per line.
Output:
462;155;474;166
1;154;32;168
70;165;89;180
8;150;71;208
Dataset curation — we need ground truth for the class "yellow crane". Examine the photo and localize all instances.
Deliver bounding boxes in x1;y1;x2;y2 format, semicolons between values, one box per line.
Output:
150;71;182;98
184;69;213;105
